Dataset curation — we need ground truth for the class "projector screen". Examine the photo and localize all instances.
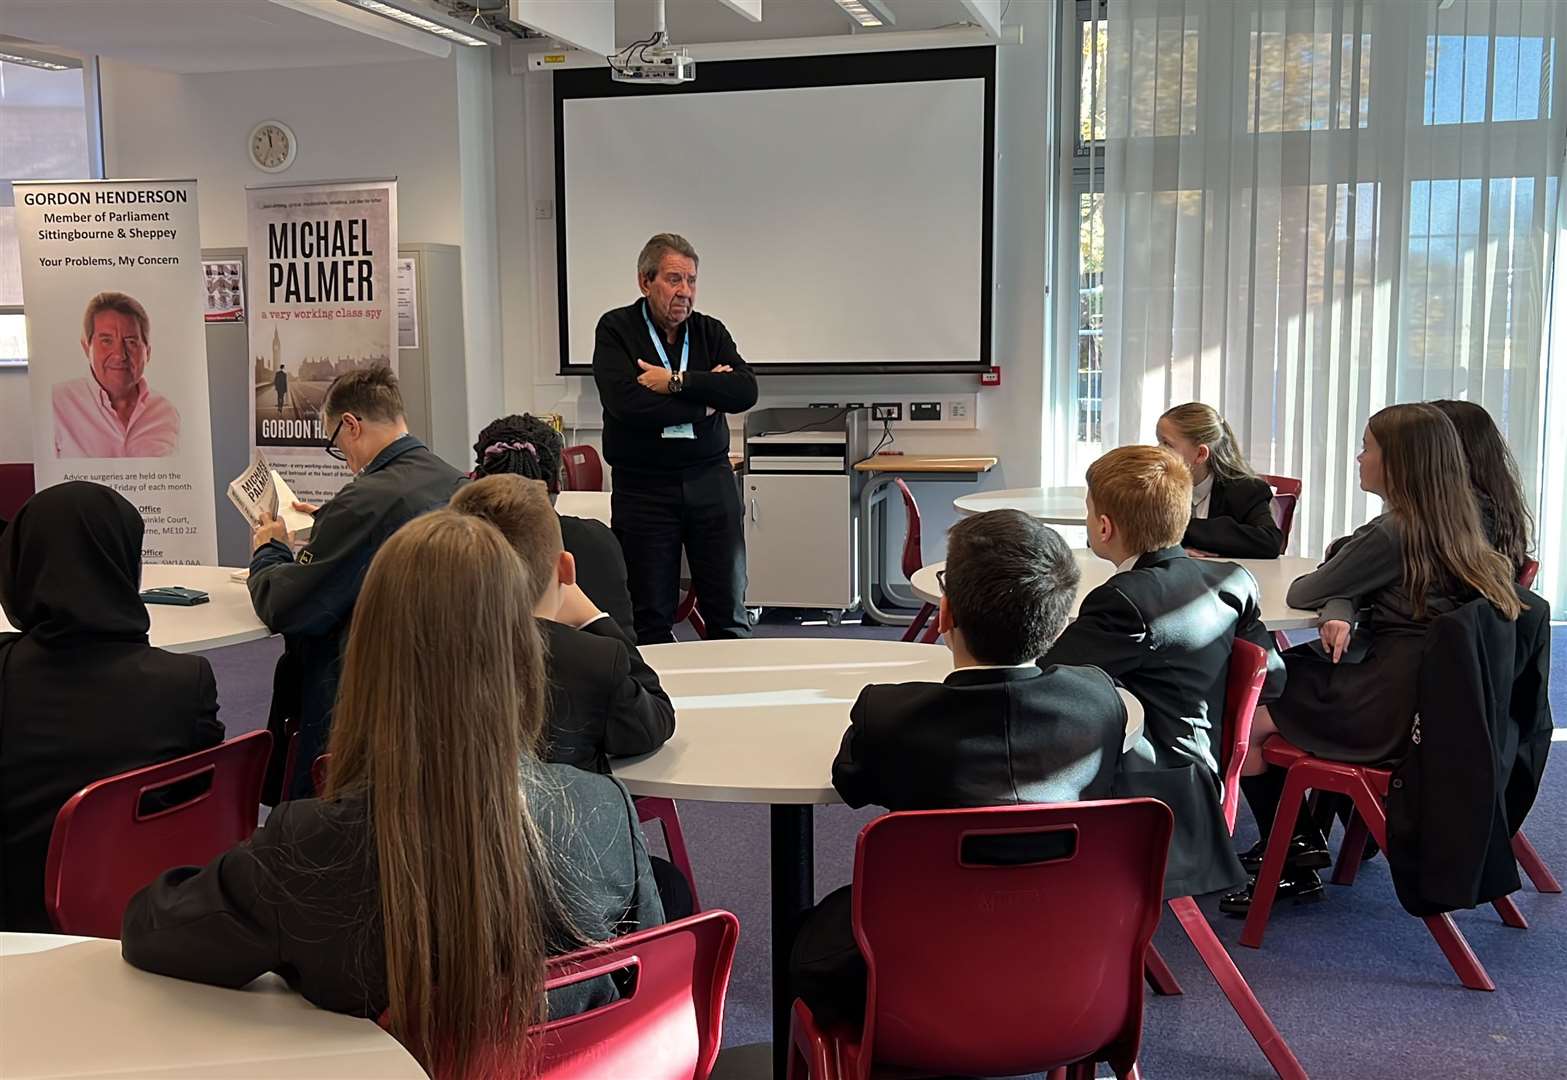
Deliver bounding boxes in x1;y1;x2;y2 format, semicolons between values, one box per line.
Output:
553;49;994;375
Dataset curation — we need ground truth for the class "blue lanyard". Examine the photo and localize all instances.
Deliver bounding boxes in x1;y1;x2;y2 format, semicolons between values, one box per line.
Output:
642;301;689;375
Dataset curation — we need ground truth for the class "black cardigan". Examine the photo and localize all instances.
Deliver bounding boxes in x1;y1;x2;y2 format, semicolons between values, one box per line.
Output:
1183;474;1284;558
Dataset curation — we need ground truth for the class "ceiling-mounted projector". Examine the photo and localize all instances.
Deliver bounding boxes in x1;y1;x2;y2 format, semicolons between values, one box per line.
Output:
610;44;695;85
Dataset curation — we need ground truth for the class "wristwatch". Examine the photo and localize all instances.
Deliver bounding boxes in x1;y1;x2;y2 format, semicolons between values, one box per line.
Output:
668;372;683;395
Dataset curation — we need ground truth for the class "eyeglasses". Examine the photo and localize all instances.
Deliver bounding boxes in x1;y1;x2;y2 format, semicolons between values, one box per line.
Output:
324;416;347;461
935;569;946;593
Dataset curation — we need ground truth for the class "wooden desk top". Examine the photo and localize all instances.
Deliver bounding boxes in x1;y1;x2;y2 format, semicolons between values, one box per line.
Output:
853;454;999;474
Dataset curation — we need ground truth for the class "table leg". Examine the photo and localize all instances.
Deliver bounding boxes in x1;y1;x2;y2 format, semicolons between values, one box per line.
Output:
770;804;814;1080
858;475;914;626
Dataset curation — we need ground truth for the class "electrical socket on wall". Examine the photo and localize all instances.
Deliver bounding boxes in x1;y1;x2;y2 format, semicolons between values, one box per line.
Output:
871;402;903;422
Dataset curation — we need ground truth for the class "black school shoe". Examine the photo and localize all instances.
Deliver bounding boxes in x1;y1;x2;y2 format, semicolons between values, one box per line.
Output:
1218;869;1326;917
1238;835;1332;874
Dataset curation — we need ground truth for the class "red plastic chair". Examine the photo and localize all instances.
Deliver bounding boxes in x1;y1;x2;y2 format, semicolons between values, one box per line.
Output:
1258;474;1301;555
887;479;940;644
788;800;1173;1080
1517;559;1539;589
561;444;604;492
1138;639;1305;1079
0;462;35;522
673;588;707;639
1240;735;1529;991
312;752;333;795
635;797;701;911
43;730;272;939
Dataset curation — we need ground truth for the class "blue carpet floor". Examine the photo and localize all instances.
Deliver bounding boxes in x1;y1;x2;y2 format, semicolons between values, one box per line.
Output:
204;615;1567;1079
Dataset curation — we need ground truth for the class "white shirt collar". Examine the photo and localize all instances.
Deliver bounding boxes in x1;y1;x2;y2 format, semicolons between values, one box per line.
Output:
957;661;1039;672
1192;472;1215;505
1115;553;1142;574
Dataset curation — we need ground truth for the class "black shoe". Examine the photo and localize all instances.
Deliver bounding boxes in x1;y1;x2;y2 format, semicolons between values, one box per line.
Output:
1238;835;1332;874
1219;869;1326;917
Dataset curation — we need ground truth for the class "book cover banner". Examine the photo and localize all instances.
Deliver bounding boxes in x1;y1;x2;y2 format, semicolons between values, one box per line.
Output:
14;178;219;566
246;179;397;503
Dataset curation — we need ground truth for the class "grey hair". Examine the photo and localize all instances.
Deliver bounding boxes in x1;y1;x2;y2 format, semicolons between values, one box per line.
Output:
637;233;699;283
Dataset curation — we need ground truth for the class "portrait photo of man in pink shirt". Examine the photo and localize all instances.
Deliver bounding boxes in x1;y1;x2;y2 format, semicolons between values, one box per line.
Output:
53;291;182;459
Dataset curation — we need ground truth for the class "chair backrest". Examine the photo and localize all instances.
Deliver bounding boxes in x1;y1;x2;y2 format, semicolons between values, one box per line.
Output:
1218;638;1269;834
534;910;738;1080
312;752;333;794
892;478;924;580
44;730;272;938
561;445;604;493
1258;473;1301;554
0;462;36;522
851;801;1172;1080
1518;558;1539;589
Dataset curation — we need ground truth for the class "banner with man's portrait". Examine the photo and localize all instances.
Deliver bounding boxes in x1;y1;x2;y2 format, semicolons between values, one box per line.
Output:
14;178;219;566
246;179;398;504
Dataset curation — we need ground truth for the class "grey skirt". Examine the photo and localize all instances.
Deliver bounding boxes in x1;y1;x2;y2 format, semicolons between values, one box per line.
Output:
1270;629;1424;766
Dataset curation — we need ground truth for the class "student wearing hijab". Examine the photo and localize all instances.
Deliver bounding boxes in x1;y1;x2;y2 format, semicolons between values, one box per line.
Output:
0;482;223;930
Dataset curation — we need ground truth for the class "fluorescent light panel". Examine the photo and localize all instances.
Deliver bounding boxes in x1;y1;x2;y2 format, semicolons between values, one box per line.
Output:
338;0;491;46
0;45;81;71
833;0;894;28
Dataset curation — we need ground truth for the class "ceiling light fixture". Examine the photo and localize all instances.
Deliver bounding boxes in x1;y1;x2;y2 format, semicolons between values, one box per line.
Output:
337;0;492;46
0;45;81;71
832;0;895;29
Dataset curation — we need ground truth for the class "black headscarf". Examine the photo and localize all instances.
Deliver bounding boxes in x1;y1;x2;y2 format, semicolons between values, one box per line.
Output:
0;482;149;647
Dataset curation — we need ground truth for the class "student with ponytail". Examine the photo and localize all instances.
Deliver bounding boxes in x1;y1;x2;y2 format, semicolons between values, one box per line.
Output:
1156;403;1284;558
122;511;663;1077
1431;399;1534;577
473;413;635;636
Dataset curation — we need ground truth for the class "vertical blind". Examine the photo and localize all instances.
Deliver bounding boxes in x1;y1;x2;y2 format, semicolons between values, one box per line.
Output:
1074;0;1566;606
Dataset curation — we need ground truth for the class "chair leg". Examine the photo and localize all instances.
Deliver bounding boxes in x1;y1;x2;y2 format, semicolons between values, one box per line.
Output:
1169;897;1306;1080
1492;894;1528;930
1144;944;1184;996
901;603;935;643
635;798;701;912
1513;830;1563;893
1331;811;1369;886
1424;913;1496;991
1240;766;1313;949
919;619;942;644
1123;1064;1143;1080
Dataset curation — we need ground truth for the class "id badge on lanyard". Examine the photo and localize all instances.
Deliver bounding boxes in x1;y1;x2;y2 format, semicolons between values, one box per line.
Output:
643;303;695;439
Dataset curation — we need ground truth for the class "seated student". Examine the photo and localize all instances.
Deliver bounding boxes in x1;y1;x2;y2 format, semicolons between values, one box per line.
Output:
122;511;663;1078
1157;402;1285;558
0;482;223;931
472;413;635;637
1226;404;1523;914
1041;446;1285;903
791;510;1139;1024
1431;399;1534;578
449;475;675;773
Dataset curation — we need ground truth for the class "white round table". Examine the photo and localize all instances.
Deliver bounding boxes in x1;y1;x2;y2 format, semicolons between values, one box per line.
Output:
910;552;1322;631
553;489;611;525
1;565;269;653
0;933;424;1078
953;485;1088;525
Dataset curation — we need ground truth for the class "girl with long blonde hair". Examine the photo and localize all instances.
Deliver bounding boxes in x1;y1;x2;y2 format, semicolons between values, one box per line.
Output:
1157;402;1284;558
123;511;664;1076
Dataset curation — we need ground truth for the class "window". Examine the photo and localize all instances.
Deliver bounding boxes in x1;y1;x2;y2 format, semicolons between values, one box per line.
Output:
0;53;101;365
1070;2;1108;468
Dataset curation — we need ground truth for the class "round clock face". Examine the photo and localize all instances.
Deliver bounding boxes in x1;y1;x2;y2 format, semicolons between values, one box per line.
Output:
249;122;295;172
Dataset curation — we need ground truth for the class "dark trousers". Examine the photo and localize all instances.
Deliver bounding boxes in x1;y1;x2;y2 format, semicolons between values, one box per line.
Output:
612;464;749;645
789;885;865;1027
275;387;286;408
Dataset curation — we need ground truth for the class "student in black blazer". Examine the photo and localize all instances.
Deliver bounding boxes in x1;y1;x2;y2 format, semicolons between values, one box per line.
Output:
1040;446;1286;901
1158;402;1284;558
123;512;663;1078
472;413;636;637
792;511;1138;1024
0;483;224;931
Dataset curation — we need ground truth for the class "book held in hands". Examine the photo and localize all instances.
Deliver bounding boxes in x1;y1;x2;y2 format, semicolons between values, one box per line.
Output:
228;451;314;538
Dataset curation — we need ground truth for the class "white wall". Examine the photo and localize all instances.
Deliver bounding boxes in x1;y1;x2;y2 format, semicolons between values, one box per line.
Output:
495;4;1055;565
0;371;29;462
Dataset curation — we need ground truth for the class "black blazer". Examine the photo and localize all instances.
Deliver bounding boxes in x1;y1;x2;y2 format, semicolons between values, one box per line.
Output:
542;617;676;773
559;514;635;639
0;635;223;930
122;762;664;1020
1040;547;1285;897
1184;475;1284;558
832;665;1129;811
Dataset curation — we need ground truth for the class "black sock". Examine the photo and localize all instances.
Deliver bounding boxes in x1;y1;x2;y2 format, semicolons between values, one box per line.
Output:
1241;768;1287;841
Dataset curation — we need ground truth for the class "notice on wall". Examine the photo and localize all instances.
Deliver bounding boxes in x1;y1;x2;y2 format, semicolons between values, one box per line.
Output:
246;179;398;504
14;178;219;565
202;259;245;322
396;256;418;349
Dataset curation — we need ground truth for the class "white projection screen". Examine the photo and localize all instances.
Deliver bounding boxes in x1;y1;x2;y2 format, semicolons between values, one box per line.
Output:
553;49;995;374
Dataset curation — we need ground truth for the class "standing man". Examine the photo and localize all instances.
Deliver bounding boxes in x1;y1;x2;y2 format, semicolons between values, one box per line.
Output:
247;367;463;799
593;233;758;644
273;364;288;410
